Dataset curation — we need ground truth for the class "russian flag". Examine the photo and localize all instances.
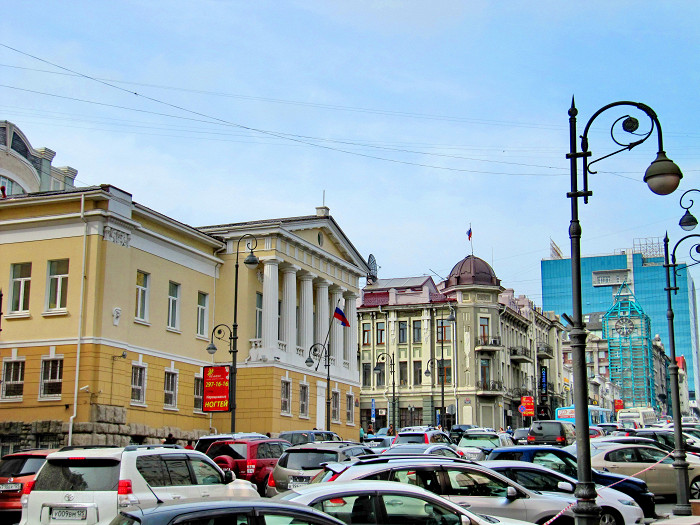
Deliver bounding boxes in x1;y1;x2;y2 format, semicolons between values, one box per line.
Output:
333;307;350;327
467;227;472;241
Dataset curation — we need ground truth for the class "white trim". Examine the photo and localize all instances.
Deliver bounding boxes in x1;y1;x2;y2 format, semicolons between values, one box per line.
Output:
42;309;68;317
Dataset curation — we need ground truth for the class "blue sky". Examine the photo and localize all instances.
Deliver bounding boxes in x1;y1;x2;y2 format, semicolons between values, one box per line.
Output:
2;1;699;306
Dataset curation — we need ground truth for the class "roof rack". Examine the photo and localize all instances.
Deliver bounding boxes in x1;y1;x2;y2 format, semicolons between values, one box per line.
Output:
58;445;121;452
352;454;475;465
123;444;185;451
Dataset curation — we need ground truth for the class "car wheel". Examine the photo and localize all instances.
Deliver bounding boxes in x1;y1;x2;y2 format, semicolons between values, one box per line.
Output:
259;475;269;496
599;507;622;525
690;477;700;499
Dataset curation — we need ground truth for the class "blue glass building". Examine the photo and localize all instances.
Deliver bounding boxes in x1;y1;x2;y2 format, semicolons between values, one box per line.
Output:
541;239;698;400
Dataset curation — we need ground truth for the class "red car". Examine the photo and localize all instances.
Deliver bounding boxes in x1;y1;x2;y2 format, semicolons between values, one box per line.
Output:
205;438;290;494
0;449;56;522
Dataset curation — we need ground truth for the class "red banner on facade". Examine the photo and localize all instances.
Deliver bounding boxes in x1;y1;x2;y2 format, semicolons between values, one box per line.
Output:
521;396;535;417
203;366;230;412
614;399;624;412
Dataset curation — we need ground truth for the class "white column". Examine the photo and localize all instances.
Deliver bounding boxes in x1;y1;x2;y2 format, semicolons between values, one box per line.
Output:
329;287;344;365
315;279;330;345
344;292;358;367
298;272;315;353
262;258;280;354
281;265;299;354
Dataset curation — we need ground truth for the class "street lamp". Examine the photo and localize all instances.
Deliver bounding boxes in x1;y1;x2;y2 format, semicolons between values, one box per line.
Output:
425;306;455;428
679;189;700;231
374;352;396;433
305;343;331;431
663;231;700;514
205;233;259;433
566;99;682;525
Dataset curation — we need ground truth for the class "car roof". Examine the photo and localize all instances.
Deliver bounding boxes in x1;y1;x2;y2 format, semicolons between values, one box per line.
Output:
2;448;57;458
46;444;194;460
285;441;364;451
283;479;443;498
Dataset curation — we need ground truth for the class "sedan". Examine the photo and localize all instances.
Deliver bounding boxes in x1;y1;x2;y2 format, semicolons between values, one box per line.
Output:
277;479;537;525
590;443;700;497
457;432;512;460
480;460;643;525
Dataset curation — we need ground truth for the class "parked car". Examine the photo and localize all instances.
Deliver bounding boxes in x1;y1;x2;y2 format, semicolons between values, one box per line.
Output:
307;454;585;524
363;436;394;454
527;420;575;446
511;427;529;445
205;437;291;493
19;445;257;525
265;441;373;496
480;460;643;525
589;443;700;498
278;430;342;445
393;429;453;446
110;498;346;525
381;444;461;457
449;424;480;443
194;432;267;453
365;427;388;440
0;448;56;524
632;429;700;454
599;423;625;434
575;435;672;453
457;431;513;460
589;426;606;438
277;479;538;525
486;445;655;518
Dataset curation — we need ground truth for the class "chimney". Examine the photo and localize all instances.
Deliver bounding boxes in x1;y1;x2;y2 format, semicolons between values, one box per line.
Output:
316;206;330;217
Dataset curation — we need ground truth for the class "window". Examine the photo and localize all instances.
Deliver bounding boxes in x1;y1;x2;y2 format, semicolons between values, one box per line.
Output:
167;282;180;329
300;384;309;417
255;293;263;339
281;379;291;414
40;358;63;397
10;263;31;312
479;317;490;344
437;319;451;342
377;322;385;345
194;376;203;411
362;363;372;387
398;321;407;343
375;363;385;387
196;292;208;337
413;320;421;343
332;391;340;422
443;468;509;497
2;360;24;398
413;361;423;385
439;360;452;385
164;370;178;408
346;393;354;423
399;361;408;385
362;323;371;345
135;270;149;321
131;365;147;404
46;259;69;310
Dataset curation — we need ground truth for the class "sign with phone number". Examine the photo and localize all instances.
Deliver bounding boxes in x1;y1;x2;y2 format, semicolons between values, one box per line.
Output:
202;366;230;412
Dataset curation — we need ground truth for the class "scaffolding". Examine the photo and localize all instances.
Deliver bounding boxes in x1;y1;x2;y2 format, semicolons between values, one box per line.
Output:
603;282;657;411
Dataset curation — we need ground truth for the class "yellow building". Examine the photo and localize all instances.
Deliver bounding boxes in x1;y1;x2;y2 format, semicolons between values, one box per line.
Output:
0;122;366;451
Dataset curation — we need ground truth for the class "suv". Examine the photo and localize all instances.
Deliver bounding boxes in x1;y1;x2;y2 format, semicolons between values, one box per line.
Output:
527;420;575;446
278;430;341;445
392;429;452;446
205;438;291;493
19;445;258;525
448;424;479;443
265;441;372;497
194;432;267;453
0;449;56;523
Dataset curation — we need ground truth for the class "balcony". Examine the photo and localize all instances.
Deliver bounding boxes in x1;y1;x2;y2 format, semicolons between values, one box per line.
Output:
509;346;533;364
475;335;503;353
537;342;554;360
475;379;504;397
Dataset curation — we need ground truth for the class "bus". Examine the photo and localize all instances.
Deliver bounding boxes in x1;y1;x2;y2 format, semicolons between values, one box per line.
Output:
555;405;612;425
616;407;657;428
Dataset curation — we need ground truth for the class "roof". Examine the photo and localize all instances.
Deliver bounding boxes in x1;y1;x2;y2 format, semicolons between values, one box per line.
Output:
364;277;432;290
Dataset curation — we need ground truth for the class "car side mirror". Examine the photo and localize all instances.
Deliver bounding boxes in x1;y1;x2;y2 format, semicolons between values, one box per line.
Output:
506;486;519;500
224;470;234;483
461;515;472;525
557;481;574;493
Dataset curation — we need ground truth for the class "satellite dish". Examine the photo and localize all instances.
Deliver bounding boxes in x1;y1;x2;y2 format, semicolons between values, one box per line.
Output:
367;254;378;284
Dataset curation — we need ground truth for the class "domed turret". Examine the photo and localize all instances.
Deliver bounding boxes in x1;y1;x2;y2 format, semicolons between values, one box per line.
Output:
446;255;500;287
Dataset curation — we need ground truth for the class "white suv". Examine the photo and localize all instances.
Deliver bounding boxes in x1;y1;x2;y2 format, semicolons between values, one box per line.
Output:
19;445;258;525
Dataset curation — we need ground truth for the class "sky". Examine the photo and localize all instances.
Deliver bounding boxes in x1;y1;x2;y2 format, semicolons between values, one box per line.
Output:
2;1;699;307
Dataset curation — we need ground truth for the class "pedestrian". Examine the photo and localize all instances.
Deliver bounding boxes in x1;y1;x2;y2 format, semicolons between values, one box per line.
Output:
164;433;177;445
359;426;365;442
388;424;395;436
184;439;194;450
266;432;271;438
506;426;513;436
499;427;504;433
367;424;374;436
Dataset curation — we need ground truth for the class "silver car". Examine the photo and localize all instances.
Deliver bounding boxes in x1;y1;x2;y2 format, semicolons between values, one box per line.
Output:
277;479;537;525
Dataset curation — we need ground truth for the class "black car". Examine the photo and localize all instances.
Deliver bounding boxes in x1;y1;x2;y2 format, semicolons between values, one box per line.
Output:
633;429;700;454
109;498;347;525
448;424;479;443
527;420;575;446
486;445;656;518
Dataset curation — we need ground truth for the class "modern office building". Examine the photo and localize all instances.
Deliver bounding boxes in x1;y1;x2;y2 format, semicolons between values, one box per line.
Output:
542;238;699;406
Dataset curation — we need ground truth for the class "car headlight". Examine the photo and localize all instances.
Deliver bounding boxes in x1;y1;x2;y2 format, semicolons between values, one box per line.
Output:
618;499;638;507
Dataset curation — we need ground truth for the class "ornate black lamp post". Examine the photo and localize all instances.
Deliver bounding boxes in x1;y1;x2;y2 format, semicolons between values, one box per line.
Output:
566;99;682;525
206;233;259;433
374;352;396;432
305;342;331;431
664;230;700;514
425;306;455;428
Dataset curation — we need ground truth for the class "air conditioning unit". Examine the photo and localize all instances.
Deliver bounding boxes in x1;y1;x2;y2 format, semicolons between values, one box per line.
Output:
490;338;500;346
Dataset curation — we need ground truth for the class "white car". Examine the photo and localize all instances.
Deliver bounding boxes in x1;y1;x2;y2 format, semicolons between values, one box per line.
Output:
481;460;643;525
277;479;537;525
19;444;258;525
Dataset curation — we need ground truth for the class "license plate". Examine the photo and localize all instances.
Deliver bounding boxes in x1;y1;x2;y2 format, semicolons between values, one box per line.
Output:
0;483;21;491
51;508;87;520
288;481;309;489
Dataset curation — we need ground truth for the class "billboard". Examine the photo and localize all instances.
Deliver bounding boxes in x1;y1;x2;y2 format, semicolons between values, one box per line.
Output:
202;366;230;412
521;395;535;417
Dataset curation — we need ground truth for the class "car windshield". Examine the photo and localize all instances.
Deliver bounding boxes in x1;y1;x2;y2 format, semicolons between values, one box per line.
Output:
513;429;529;438
394;434;426;444
285;451;339;470
459;435;499;448
206;443;247;460
0;456;47;477
530;422;562;437
34;458;120;491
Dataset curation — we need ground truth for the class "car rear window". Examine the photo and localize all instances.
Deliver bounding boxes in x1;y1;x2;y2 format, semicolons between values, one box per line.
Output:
206;443;248;460
394;434;425;444
530;422;564;437
283;451;338;470
0;456;46;476
34;458;120;491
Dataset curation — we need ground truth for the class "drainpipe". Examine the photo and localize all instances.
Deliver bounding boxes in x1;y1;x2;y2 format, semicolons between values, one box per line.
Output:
68;194;88;445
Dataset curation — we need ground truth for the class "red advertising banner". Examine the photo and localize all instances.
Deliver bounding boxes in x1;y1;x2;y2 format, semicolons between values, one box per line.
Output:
203;366;230;412
614;399;624;412
521;395;535;417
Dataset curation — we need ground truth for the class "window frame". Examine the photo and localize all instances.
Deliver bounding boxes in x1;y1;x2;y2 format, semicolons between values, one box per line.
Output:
193;375;203;412
10;262;31;313
196;291;208;337
281;378;291;415
300;383;309;418
346;393;354;424
398;321;407;344
135;270;150;322
377;322;385;345
362;323;371;345
46;259;69;311
331;390;340;422
412;320;421;343
167;281;181;330
164;369;178;409
39;357;63;398
131;364;147;405
1;359;25;399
